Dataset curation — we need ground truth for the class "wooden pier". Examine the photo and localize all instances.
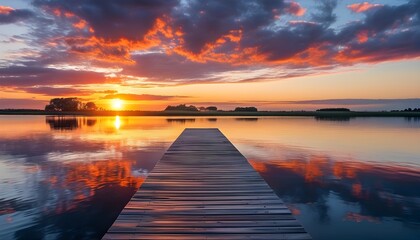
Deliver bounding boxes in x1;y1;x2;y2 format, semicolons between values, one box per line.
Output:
103;128;310;239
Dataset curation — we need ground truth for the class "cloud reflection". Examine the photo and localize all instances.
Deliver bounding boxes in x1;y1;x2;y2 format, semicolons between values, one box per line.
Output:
249;151;420;226
0;116;169;239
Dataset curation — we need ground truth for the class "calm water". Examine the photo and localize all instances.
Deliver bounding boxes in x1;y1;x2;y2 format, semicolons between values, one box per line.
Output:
0;116;419;240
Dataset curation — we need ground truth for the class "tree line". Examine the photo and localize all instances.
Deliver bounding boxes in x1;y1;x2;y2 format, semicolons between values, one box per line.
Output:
164;104;258;112
391;108;420;112
45;98;99;111
44;100;260;112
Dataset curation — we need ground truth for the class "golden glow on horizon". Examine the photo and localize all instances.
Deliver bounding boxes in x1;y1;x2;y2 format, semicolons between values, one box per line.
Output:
0;61;419;111
111;99;124;110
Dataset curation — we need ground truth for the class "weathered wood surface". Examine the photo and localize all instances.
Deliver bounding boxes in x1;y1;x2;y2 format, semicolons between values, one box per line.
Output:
103;128;310;240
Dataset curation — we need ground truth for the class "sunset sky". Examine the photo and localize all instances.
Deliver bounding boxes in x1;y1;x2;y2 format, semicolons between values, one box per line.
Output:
0;0;419;111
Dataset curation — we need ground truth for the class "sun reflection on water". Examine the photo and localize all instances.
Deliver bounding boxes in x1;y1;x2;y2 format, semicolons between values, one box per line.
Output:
114;116;121;130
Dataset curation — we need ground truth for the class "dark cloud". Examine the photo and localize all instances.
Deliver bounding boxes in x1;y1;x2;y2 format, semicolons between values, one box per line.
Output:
335;0;420;63
311;0;337;26
338;2;418;42
32;0;179;41
0;65;119;87
0;0;419;89
125;53;244;81
124;52;320;85
22;87;91;96
170;0;286;54
245;23;334;63
102;93;186;101
0;7;34;24
33;0;417;66
0;98;47;109
12;0;419;62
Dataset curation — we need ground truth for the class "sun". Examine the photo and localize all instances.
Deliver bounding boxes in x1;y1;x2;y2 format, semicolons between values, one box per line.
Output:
111;99;124;110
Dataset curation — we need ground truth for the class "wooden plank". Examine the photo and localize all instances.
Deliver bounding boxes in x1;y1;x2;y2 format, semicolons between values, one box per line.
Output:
104;128;310;239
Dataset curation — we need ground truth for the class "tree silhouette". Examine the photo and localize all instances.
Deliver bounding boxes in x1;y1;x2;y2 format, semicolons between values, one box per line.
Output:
206;106;218;111
44;98;101;111
84;102;98;111
164;104;198;111
45;98;83;111
234;107;258;112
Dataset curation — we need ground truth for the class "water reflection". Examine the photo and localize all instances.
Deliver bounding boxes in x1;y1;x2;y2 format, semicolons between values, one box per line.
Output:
166;118;196;123
247;147;420;240
0;116;419;240
235;117;258;121
46;116;97;130
314;116;352;121
0;116;169;239
250;155;419;221
114;116;121;130
12;159;143;240
46;116;79;130
405;117;420;122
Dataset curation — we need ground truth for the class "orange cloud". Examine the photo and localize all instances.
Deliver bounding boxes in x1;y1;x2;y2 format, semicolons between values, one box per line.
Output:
173;30;244;63
0;6;14;15
47;7;88;31
64;17;174;64
286;2;306;16
65;36;137;64
73;19;87;29
145;17;175;39
347;2;383;13
357;30;369;43
64;11;75;18
271;43;331;67
48;7;75;18
173;30;270;65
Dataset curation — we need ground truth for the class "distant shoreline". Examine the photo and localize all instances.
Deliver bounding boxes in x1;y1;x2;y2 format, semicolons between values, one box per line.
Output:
1;110;420;117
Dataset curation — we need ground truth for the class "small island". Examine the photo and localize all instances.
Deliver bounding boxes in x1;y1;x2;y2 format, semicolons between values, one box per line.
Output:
316;108;350;112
